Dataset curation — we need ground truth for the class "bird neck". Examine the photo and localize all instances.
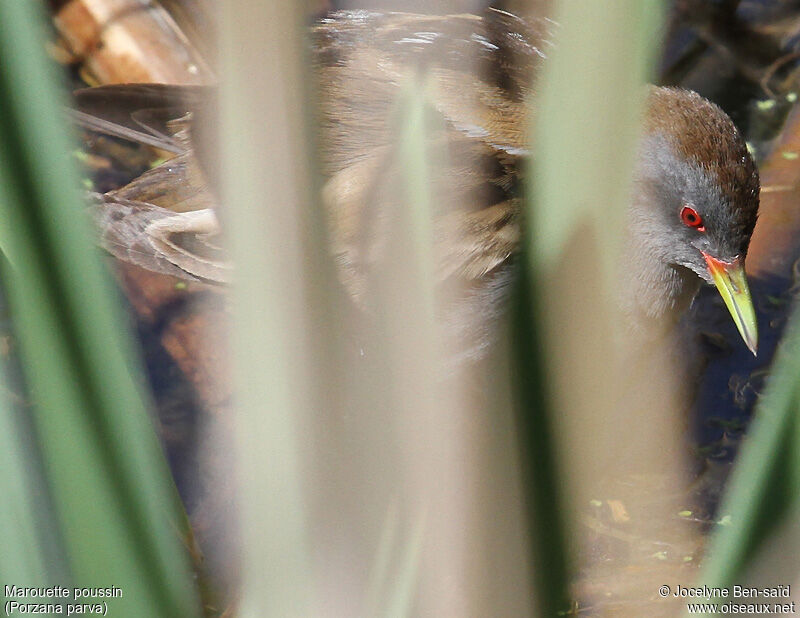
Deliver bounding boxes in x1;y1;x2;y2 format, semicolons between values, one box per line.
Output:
618;241;701;341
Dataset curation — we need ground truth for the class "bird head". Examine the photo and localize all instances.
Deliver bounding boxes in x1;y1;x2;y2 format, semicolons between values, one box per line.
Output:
631;87;760;354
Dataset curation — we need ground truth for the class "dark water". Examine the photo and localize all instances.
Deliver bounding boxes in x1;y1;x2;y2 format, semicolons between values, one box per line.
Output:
690;273;794;453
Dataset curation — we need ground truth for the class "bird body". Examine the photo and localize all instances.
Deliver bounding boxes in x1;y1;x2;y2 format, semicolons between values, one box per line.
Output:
74;9;759;355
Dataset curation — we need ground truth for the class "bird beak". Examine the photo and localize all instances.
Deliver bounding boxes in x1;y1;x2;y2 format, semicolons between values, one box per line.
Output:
702;253;758;356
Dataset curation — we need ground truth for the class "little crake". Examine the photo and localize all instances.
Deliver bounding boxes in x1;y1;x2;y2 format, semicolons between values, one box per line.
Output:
74;10;759;355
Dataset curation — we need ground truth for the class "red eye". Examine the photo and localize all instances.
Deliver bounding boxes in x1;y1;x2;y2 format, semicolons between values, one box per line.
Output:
680;206;705;232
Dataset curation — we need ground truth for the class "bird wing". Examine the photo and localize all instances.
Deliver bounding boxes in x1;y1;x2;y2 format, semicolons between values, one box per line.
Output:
436;200;521;282
313;9;552;156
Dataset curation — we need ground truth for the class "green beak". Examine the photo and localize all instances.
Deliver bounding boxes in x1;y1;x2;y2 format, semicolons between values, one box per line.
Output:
703;253;758;356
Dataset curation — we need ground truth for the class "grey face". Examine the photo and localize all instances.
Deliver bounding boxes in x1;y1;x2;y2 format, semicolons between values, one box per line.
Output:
631;133;756;284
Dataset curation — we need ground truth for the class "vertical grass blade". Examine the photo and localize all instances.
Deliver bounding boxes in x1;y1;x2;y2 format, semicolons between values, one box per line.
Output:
520;1;665;614
696;301;800;605
0;358;66;585
509;273;572;617
371;76;438;617
0;2;201;615
220;2;314;615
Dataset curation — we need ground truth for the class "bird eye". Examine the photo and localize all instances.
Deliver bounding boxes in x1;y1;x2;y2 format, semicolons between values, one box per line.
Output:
680;206;705;232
